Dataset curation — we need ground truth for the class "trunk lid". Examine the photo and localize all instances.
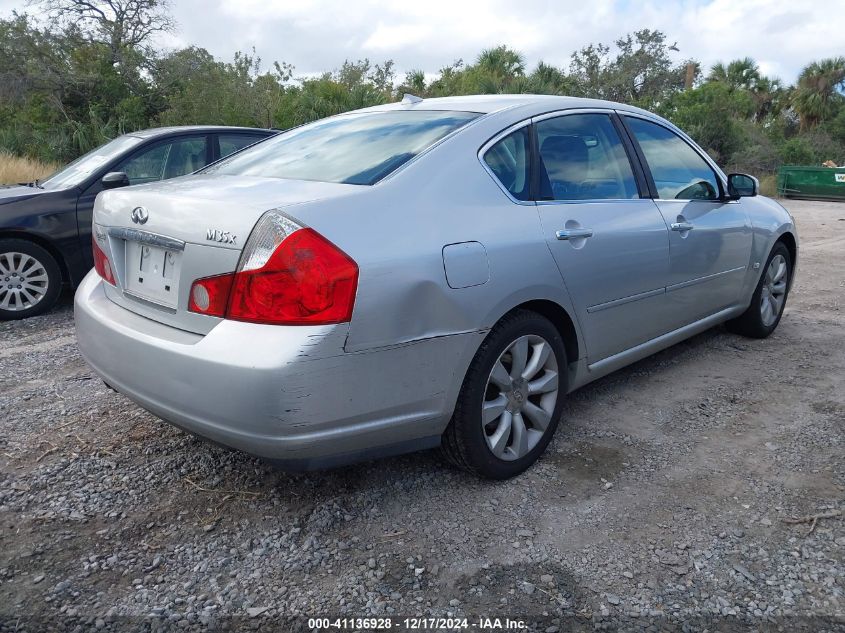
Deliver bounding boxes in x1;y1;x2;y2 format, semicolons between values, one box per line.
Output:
93;174;361;334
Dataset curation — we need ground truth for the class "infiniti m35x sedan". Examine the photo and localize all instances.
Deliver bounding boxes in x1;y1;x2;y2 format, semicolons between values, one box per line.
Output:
75;95;797;479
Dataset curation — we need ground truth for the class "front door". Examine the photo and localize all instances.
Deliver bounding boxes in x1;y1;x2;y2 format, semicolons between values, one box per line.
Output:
622;116;753;326
534;112;672;362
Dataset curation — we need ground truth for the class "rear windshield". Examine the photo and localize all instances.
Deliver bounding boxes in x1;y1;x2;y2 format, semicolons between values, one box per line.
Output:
203;110;479;185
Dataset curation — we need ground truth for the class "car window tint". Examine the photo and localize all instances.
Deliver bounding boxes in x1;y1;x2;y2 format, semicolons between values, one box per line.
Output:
625;117;720;200
536;114;638;201
117;137;208;185
118;144;168;184
163;137;208;179
204;111;479;185
483;126;531;201
219;134;262;158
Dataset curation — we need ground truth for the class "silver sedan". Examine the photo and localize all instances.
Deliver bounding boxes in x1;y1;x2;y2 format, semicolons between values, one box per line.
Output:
75;95;797;479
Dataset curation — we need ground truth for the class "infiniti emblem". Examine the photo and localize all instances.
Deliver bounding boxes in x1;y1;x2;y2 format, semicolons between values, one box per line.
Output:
131;207;149;224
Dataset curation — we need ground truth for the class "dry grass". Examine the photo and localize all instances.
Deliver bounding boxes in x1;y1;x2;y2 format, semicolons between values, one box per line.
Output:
758;173;778;198
0;152;60;185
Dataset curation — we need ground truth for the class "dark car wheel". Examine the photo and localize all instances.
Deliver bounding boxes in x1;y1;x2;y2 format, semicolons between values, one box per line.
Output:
726;241;792;339
442;309;567;479
0;238;63;320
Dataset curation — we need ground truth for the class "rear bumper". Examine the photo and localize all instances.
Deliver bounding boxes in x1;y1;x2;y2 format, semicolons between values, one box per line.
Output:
74;271;480;469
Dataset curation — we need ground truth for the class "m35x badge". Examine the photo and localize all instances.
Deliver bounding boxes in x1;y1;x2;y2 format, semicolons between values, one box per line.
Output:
206;229;237;245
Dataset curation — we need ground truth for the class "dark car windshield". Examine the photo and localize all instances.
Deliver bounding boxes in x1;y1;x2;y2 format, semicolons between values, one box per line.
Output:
202;110;480;185
40;135;144;190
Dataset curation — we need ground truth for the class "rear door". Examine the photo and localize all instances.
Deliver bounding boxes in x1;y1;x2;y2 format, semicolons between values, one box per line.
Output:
532;110;672;362
621;115;753;327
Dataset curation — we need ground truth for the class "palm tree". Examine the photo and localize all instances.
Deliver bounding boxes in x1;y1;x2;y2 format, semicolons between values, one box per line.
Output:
708;57;761;90
749;75;784;121
707;58;784;121
399;69;427;97
791;57;845;130
526;61;574;95
476;46;525;80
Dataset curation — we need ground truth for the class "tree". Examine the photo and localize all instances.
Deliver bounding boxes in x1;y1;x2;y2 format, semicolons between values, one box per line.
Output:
2;16;844;176
35;0;174;64
476;46;525;79
335;58;395;95
791;57;845;130
707;58;784;122
708;58;760;90
422;47;528;96
0;11;157;159
0;13;76;105
662;81;753;162
155;48;289;128
569;30;689;108
397;69;426;97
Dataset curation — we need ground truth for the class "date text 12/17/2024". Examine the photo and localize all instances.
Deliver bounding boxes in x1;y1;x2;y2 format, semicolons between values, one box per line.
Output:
307;617;527;630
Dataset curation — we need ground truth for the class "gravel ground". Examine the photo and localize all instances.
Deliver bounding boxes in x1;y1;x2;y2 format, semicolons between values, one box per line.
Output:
1;199;843;632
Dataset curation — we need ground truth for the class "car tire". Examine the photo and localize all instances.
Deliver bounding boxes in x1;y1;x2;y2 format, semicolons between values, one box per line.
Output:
725;241;792;339
0;238;63;320
441;309;567;479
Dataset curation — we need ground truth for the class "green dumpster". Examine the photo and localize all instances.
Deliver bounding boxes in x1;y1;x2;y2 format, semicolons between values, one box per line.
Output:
777;165;845;200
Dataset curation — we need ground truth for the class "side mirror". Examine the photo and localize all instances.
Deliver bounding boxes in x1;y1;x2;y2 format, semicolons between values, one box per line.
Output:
727;173;758;198
101;171;130;190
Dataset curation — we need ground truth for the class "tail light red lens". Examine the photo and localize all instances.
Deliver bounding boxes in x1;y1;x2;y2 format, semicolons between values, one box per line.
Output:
227;228;358;325
92;236;116;286
188;212;358;325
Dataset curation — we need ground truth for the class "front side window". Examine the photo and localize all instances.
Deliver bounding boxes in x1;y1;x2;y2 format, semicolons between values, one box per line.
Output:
204;111;479;186
116;136;208;185
483;126;531;201
536;113;639;201
625;117;720;201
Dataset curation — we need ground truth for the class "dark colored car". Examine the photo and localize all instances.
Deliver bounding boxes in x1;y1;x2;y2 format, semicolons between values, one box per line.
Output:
0;126;276;319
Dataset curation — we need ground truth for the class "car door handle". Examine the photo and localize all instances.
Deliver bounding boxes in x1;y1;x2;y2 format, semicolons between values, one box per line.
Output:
556;228;594;240
670;222;694;232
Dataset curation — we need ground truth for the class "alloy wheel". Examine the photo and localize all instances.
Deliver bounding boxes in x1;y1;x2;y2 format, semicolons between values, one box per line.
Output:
0;251;50;312
760;253;787;327
482;334;559;461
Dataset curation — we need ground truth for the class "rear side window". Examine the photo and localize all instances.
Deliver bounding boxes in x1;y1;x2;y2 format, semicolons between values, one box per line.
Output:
483;126;531;201
205;111;479;185
536;114;639;200
625;117;720;200
219;133;262;158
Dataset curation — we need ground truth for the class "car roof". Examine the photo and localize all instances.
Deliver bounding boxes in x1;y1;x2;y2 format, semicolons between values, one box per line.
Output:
359;94;656;118
125;126;275;140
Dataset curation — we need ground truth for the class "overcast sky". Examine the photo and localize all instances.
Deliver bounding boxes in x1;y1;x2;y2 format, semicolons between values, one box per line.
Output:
3;0;842;84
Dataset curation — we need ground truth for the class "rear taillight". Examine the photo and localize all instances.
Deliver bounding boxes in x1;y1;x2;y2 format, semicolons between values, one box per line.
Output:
227;227;358;324
188;211;358;325
92;235;116;286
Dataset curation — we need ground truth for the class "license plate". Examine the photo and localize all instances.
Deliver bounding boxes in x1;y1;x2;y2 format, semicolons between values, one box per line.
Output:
124;241;182;308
